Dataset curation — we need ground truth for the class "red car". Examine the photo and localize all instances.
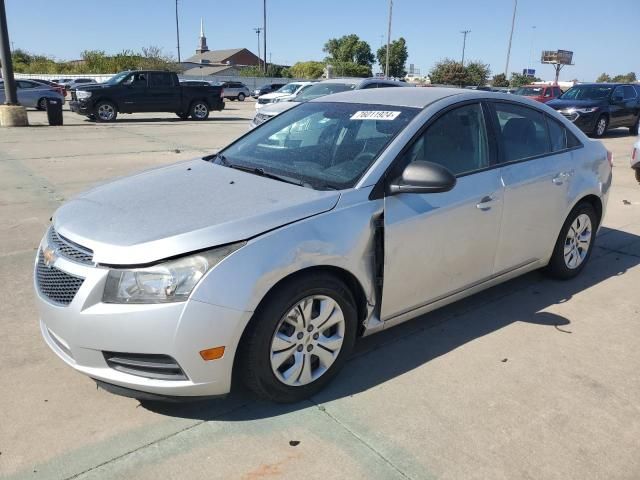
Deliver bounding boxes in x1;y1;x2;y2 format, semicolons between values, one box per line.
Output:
514;84;562;103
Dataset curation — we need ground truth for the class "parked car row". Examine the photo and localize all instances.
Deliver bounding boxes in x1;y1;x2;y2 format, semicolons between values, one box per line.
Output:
251;77;413;127
0;78;65;110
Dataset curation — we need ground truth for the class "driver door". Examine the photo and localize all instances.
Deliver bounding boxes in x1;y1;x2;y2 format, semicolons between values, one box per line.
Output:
381;102;503;320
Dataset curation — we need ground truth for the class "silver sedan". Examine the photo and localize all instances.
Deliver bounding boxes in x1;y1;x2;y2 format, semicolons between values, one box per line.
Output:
0;79;65;110
34;88;611;403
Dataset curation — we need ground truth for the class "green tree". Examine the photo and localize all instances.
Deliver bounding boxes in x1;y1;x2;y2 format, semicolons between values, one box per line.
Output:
465;60;490;86
330;61;370;78
596;73;611;83
323;34;375;67
509;72;541;87
376;37;408;78
612;72;637;83
288;61;326;79
492;73;509;87
429;58;467;85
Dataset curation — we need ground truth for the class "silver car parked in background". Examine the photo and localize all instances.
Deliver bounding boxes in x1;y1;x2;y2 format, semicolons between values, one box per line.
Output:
35;88;611;403
0;79;65;110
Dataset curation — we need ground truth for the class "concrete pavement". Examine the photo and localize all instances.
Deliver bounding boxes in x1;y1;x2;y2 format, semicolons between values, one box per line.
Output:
1;102;639;480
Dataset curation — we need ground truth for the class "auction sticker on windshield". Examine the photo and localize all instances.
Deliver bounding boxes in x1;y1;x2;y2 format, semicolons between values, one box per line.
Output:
350;111;401;120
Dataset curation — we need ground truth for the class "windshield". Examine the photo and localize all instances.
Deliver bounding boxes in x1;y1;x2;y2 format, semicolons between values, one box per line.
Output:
514;86;543;96
105;72;131;85
293;83;358;103
217;102;418;189
560;85;613;100
276;83;301;94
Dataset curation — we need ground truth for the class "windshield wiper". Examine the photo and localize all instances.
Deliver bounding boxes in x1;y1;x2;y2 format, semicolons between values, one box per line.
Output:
206;153;308;187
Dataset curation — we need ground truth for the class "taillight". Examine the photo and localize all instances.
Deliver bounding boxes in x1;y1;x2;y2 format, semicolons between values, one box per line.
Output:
607;150;613;167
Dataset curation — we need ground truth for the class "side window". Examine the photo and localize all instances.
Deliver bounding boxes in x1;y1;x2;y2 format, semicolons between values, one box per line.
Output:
402;103;489;176
544;88;552;98
553;87;562;97
362;83;378;89
547;117;567;151
149;73;173;87
566;129;582;148
494;102;551;162
17;80;35;89
623;86;637;100
122;73;147;87
612;86;624;100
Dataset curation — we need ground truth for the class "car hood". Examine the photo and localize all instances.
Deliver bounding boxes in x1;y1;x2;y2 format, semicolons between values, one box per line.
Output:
53;159;340;265
260;92;290;100
546;98;605;110
259;101;298;116
74;83;108;92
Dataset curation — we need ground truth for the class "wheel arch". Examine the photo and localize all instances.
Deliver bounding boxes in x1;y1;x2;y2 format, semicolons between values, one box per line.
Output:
571;194;603;227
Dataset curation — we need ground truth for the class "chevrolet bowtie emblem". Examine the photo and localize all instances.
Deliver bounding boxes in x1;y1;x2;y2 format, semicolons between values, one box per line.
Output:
43;247;58;268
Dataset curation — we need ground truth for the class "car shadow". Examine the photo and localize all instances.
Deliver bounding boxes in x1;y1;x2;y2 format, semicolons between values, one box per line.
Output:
142;227;640;421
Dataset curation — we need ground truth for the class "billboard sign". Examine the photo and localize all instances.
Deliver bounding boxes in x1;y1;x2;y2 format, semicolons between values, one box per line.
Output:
541;50;574;65
522;68;536;77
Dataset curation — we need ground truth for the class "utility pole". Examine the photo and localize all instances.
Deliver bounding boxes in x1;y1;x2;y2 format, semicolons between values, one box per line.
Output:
175;0;181;63
253;27;262;69
263;0;267;74
385;0;393;79
0;0;27;126
504;0;518;76
460;30;470;65
528;25;536;73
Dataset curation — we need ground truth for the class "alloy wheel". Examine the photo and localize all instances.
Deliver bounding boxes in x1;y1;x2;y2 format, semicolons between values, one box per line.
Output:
193;103;208;119
270;295;345;387
563;213;592;269
97;104;115;121
596;118;607;136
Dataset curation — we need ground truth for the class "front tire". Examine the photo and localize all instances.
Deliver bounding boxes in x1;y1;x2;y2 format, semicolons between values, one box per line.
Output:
37;97;47;111
592;115;608;138
237;93;246;101
190;100;209;120
94;101;118;122
240;273;357;403
545;202;598;279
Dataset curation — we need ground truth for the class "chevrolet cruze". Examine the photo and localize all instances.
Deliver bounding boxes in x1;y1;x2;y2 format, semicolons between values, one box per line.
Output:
35;88;611;403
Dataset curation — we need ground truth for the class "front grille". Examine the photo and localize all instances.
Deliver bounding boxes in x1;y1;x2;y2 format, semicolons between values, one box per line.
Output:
36;252;84;306
48;227;94;265
258;98;271;104
103;352;188;381
254;113;271;125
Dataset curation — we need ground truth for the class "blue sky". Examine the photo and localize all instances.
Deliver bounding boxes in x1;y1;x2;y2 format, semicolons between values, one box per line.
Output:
6;0;639;81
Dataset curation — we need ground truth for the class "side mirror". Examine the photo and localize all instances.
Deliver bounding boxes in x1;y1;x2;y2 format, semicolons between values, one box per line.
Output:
388;161;456;195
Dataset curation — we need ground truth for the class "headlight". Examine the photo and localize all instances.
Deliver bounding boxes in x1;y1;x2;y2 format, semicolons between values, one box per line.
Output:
573;107;599;114
76;90;92;99
103;242;244;304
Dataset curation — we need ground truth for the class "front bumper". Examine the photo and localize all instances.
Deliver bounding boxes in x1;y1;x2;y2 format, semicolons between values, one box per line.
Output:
556;109;599;133
34;242;252;399
69;100;92;115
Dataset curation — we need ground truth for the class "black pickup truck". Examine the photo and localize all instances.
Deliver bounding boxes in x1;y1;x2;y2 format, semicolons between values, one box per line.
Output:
69;70;224;122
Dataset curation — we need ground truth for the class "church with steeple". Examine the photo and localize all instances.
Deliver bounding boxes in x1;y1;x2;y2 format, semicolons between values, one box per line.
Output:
181;18;261;77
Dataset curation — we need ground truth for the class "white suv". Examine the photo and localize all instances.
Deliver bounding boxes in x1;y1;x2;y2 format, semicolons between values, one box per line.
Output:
255;82;314;110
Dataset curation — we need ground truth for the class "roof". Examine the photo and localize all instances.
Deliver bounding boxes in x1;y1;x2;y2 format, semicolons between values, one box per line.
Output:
185;48;252;64
311;87;469;108
181;65;239;76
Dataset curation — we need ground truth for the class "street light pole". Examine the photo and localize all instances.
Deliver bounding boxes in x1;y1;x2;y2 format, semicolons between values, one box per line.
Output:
528;25;536;73
460;30;470;66
253;27;262;69
504;0;518;76
385;0;393;79
263;0;267;75
175;0;181;63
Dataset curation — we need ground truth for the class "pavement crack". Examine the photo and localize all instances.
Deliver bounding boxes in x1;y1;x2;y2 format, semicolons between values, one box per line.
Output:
311;401;415;480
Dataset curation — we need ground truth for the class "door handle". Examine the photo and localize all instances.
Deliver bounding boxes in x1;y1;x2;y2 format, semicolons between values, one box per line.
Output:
476;195;498;210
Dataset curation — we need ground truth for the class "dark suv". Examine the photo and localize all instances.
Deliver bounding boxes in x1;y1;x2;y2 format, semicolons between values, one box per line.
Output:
547;83;640;137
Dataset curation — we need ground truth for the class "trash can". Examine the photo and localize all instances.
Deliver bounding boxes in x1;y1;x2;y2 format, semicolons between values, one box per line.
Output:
45;98;63;126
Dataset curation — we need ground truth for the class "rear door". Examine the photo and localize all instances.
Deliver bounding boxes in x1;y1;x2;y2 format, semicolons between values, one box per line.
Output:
491;101;575;272
621;86;639;125
381;101;503;319
147;72;180;111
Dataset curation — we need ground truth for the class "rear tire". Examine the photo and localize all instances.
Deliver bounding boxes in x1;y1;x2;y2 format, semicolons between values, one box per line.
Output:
630;116;640;136
592;115;608;138
239;272;357;403
545;202;598;279
237;93;246;101
190;100;209;120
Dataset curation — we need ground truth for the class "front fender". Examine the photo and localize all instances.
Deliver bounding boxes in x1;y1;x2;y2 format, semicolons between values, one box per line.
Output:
191;192;381;314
